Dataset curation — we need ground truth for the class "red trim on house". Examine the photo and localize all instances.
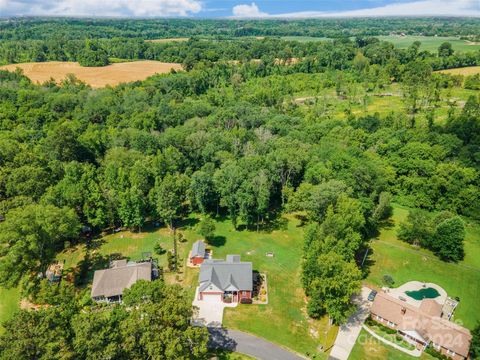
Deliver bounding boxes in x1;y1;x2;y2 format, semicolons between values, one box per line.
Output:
191;256;204;265
199;290;252;302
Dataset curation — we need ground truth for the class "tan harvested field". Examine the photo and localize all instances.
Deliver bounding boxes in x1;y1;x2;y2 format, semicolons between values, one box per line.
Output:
145;37;189;43
0;60;183;88
437;66;480;76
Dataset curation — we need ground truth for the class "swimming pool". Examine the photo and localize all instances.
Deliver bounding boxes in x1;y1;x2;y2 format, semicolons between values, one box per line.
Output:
405;287;441;300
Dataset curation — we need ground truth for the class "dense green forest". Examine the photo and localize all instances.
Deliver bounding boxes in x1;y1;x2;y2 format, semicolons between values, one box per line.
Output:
0;18;480;359
2;18;480;40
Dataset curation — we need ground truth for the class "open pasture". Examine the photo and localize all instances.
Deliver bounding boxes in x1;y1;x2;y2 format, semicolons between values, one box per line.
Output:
437;66;480;76
145;37;190;43
377;35;480;52
0;60;182;88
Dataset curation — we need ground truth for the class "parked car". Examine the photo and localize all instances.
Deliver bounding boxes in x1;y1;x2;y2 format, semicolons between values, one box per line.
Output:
368;290;377;302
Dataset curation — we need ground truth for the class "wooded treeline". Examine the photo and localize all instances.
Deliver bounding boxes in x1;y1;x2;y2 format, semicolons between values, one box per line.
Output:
2;33;480;70
1;18;480;40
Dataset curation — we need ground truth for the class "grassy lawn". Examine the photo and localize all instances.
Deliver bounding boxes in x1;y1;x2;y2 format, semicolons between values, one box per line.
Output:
364;321;415;351
184;214;335;358
365;204;480;329
0;286;20;334
349;329;435;360
55;214;333;357
278;35;480;53
377;35;480;52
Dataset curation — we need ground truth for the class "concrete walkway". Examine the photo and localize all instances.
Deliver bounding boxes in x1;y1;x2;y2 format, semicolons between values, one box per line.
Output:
329;287;372;360
362;325;422;357
209;328;306;360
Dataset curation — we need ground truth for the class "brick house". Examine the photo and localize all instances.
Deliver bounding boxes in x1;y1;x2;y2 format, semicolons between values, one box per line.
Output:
198;255;252;303
371;291;471;360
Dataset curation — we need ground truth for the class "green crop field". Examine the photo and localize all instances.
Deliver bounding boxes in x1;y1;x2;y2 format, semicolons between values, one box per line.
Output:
377;35;480;52
280;35;480;53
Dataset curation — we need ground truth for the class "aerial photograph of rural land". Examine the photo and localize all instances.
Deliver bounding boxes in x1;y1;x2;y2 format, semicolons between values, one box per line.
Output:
0;0;479;359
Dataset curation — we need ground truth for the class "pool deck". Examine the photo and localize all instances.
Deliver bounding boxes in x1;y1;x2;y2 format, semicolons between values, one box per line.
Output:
384;281;447;308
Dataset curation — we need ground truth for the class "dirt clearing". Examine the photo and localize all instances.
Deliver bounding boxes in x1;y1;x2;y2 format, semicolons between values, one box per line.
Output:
0;60;183;88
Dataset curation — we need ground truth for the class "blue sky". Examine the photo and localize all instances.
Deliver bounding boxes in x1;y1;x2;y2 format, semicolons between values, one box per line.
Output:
1;0;479;18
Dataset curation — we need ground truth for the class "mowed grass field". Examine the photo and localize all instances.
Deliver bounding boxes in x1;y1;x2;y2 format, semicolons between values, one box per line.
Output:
349;329;435;360
54;214;335;357
377;35;480;52
438;66;480;76
145;37;190;43
0;60;182;88
280;35;480;52
365;205;480;329
0;286;20;334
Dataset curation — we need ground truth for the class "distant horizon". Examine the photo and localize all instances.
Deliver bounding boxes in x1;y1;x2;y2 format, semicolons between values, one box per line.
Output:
2;15;480;20
1;0;479;19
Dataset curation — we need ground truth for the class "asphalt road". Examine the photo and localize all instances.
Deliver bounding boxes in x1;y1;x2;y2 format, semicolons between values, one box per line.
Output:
208;328;306;360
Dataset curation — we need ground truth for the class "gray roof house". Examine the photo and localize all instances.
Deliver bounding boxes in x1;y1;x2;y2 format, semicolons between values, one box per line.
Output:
91;260;152;302
198;255;253;303
191;240;206;258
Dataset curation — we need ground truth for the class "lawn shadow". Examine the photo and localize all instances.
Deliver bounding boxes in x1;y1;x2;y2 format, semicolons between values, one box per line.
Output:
88;236;106;251
379;217;396;230
179;217;200;229
359;245;376;280
207;235;226;247
74;251;123;287
294;213;309;227
260;215;288;233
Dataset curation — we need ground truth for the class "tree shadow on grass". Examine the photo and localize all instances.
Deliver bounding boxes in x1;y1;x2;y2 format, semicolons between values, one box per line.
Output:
294;213;309;227
206;235;226;247
178;217;200;229
359;245;376;280
74;251;123;287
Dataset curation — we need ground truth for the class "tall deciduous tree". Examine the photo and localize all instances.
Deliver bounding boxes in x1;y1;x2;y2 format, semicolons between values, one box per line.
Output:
305;252;361;324
0;204;80;287
432;216;465;262
154;173;189;229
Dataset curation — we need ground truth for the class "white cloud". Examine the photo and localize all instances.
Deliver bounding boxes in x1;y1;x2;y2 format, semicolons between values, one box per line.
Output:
232;2;267;18
231;0;480;18
0;0;203;17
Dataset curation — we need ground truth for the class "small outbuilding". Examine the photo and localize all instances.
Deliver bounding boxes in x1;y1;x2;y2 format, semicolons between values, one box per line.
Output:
190;240;206;266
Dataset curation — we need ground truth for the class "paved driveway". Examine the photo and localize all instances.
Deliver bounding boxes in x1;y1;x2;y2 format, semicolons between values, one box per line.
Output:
329;286;372;360
209;328;306;360
192;287;237;327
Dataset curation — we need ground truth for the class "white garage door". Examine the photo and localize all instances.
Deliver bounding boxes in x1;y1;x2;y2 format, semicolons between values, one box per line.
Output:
202;293;222;303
